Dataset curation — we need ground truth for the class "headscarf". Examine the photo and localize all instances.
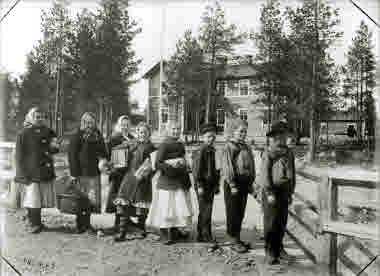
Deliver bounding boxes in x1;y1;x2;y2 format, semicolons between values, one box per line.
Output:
23;107;43;128
113;115;130;135
80;112;101;142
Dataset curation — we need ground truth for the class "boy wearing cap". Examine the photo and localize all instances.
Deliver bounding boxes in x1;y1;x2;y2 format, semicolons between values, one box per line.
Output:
260;121;295;265
192;123;220;243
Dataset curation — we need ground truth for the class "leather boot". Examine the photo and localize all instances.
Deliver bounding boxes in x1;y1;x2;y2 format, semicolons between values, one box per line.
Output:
83;214;96;235
75;213;86;234
25;208;32;227
114;215;128;242
114;214;121;234
28;209;42;234
163;228;175;245
137;216;147;237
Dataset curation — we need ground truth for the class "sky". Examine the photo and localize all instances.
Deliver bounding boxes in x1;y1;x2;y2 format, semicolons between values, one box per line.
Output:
0;0;379;112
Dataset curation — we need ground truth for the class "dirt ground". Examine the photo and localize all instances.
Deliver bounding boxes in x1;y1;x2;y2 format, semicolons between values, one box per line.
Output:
0;183;324;276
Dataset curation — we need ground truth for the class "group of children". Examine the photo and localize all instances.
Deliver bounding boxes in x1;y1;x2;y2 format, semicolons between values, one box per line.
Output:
15;107;296;266
192;119;295;265
104;117;295;265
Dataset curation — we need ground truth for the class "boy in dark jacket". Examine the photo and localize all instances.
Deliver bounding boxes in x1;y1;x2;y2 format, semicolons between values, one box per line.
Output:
260;121;295;265
193;124;220;243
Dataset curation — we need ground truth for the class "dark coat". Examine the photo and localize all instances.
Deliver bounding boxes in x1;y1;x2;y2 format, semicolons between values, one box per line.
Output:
104;132;135;213
68;129;108;177
192;143;220;193
117;141;155;204
155;137;191;191
260;144;295;197
15;125;58;184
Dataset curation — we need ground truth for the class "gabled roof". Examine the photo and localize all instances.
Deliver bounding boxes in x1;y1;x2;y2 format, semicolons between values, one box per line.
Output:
142;61;167;79
142;60;256;80
215;63;256;80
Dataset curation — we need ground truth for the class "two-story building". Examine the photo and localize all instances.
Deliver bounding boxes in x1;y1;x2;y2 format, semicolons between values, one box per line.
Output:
142;58;268;142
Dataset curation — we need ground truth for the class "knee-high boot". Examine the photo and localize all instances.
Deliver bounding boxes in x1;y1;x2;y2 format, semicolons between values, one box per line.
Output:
28;208;42;234
114;214;121;233
114;215;129;242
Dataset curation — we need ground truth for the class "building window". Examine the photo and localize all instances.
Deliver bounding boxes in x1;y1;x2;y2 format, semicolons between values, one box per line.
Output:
239;108;248;121
226;80;239;96
216;109;225;128
161;107;169;124
224;79;252;97
239;80;249;96
249;79;255;96
218;81;226;95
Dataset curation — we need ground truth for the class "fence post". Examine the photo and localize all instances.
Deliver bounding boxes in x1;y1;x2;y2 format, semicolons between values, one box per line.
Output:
317;176;338;275
329;178;338;275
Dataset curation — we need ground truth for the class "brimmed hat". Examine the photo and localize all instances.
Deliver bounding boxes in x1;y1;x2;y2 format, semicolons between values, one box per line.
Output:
201;123;217;134
266;121;290;137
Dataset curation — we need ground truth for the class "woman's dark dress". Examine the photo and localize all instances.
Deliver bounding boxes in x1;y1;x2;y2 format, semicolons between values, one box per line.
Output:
116;141;155;214
104;133;135;213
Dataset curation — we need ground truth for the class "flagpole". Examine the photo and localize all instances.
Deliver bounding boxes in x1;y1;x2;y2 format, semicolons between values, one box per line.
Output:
159;5;166;135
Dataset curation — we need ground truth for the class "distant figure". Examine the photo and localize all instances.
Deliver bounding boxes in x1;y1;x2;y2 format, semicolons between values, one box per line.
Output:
15;107;60;234
347;125;357;138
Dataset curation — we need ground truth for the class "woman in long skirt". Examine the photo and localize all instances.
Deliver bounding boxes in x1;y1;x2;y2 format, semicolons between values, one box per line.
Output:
68;112;108;234
105;115;135;234
146;121;193;245
114;122;155;241
15;107;60;234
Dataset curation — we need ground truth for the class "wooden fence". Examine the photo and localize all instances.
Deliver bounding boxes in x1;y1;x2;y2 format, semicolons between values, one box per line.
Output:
288;169;379;276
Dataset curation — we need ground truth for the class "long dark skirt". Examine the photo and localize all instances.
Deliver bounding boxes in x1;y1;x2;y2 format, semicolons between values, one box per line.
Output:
105;168;127;213
117;171;152;205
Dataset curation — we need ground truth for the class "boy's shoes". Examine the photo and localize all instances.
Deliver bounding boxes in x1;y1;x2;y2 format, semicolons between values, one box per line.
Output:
173;228;189;240
239;240;252;250
27;224;42;234
279;249;293;261
266;255;280;265
114;231;126;242
231;242;248;253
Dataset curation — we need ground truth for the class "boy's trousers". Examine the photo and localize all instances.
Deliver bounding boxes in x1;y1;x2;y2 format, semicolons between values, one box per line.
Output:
262;191;289;257
196;189;215;239
224;182;248;242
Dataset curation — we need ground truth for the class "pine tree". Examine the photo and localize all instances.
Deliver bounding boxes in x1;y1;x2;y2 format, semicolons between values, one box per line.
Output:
93;0;142;135
165;30;208;136
198;0;246;123
286;0;342;161
343;21;376;142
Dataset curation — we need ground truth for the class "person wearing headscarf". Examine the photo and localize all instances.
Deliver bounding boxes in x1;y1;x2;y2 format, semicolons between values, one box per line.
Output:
67;112;108;234
15;107;60;234
104;115;135;234
220;118;256;253
259;121;295;265
113;122;155;242
146;120;193;245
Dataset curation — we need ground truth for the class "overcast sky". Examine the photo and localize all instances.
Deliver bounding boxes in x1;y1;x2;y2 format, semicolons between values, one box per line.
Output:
0;0;379;111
